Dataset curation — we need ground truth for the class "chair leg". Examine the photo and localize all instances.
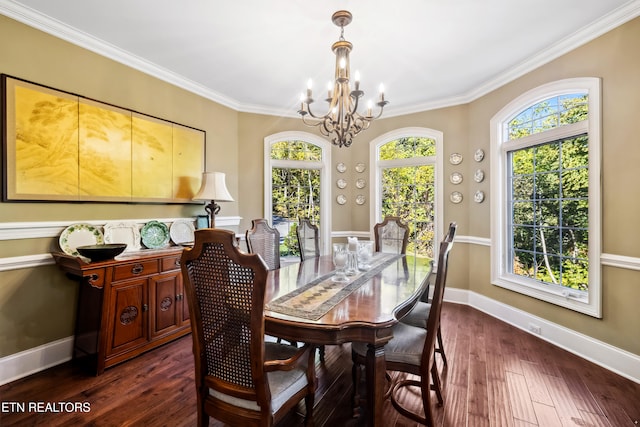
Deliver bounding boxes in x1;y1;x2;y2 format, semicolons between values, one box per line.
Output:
435;325;447;366
318;345;325;363
351;358;362;417
430;361;444;406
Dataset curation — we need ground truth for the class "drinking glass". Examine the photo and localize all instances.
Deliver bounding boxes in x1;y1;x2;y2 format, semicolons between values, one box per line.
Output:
332;243;349;282
357;240;374;270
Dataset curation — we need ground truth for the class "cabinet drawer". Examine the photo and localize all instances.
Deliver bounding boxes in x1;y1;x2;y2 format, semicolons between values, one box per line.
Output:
113;260;159;281
161;255;182;272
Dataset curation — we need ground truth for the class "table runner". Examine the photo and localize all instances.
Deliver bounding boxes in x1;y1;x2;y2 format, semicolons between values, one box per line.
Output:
266;253;402;320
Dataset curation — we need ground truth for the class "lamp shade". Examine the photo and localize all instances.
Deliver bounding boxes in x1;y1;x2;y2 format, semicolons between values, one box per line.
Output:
193;172;234;202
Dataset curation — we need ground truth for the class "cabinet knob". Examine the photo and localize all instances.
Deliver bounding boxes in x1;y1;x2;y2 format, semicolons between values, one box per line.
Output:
175;259;181;267
176;294;183;301
131;264;144;275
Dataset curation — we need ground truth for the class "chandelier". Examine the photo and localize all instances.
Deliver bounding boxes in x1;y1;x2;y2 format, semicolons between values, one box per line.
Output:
298;10;388;148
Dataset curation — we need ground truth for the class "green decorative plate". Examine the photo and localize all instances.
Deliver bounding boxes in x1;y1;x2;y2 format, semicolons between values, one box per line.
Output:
141;220;170;249
59;223;104;257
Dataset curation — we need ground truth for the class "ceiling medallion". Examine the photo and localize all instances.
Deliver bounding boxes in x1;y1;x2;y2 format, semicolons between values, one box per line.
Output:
298;10;389;148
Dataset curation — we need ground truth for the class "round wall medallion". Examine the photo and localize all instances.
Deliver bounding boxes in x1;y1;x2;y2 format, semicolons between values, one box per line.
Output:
337;194;347;205
474;148;485;162
474;169;485;183
337;178;347;189
449;153;463;165
450;191;463;204
474;190;485;203
355;162;366;173
356;178;366;189
336;162;347;173
356;194;366;205
450;172;463;185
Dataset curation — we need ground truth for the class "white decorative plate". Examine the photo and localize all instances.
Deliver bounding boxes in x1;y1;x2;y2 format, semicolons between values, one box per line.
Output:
449;153;463;165
336;162;347;173
141;220;170;249
356;178;366;189
355;194;366;205
355;162;366;173
103;221;141;252
59;223;104;256
474;148;485;162
170;219;195;245
450;191;463;204
474;190;485;203
336;178;347;189
336;194;347;205
450;172;463;185
474;169;485;183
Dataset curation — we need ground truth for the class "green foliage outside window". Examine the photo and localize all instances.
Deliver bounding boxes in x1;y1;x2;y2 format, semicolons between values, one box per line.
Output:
271;140;321;257
508;94;589;291
379;137;436;259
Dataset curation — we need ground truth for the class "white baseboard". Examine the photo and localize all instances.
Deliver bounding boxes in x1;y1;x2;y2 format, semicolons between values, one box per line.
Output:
0;336;73;386
443;288;640;384
2;289;638;386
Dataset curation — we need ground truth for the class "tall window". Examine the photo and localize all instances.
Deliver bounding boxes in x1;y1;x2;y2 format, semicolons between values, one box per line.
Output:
490;78;601;317
371;128;443;260
264;132;331;258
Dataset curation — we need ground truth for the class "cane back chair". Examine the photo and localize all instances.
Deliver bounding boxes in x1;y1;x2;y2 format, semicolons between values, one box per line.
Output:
181;229;316;426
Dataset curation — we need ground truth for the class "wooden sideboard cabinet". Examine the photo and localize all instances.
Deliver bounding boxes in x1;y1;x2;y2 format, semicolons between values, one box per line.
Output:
52;247;190;375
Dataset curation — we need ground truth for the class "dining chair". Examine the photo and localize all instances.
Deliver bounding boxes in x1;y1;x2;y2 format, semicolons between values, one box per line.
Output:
373;216;410;254
351;223;456;426
400;222;457;366
246;218;281;270
296;219;320;261
180;228;316;427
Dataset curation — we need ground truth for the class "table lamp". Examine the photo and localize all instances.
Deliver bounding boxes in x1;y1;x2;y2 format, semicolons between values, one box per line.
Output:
193;172;234;228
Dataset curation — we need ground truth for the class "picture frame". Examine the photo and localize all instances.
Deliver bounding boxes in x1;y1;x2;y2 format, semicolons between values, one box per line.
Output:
2;74;205;203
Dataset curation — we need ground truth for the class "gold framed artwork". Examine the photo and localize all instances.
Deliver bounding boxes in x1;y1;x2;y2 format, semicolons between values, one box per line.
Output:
2;74;205;203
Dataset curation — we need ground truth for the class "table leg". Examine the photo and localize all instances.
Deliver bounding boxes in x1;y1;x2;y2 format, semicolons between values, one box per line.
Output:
365;342;386;427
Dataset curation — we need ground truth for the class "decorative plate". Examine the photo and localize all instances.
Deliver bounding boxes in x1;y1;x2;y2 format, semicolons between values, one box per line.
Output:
449;153;463;165
141;220;170;249
336;178;347;189
356;178;366;189
336;162;347;173
336;194;347;205
474;190;485;203
450;172;463;185
355;194;366;205
355;162;366;173
59;223;104;256
103;221;141;252
474;169;485;183
170;219;195;245
450;191;463;204
474;148;485;162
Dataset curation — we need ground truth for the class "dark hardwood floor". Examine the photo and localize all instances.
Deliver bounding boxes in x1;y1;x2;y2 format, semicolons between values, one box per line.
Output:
1;303;638;426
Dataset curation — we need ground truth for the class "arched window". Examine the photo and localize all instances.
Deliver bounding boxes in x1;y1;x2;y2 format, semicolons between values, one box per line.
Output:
490;78;601;317
264;131;331;259
370;127;443;260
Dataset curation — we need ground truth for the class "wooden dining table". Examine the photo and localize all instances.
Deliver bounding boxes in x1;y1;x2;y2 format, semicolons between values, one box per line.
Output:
264;252;433;427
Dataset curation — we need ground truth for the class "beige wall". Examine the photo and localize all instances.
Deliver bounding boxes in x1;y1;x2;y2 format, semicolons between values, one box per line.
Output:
236;18;640;357
1;13;638;362
0;15;239;356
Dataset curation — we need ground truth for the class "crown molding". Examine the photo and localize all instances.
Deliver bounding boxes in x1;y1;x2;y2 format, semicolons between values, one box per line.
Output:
2;0;639;116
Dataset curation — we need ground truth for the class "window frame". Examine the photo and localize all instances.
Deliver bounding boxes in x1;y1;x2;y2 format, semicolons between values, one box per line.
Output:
490;78;602;317
369;127;444;259
264;131;331;255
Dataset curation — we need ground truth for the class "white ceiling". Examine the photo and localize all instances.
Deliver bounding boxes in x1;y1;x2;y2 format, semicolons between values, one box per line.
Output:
1;0;639;117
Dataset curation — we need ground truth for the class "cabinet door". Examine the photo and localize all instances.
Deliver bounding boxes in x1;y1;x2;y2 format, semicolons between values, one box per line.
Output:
149;272;181;338
108;278;148;356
